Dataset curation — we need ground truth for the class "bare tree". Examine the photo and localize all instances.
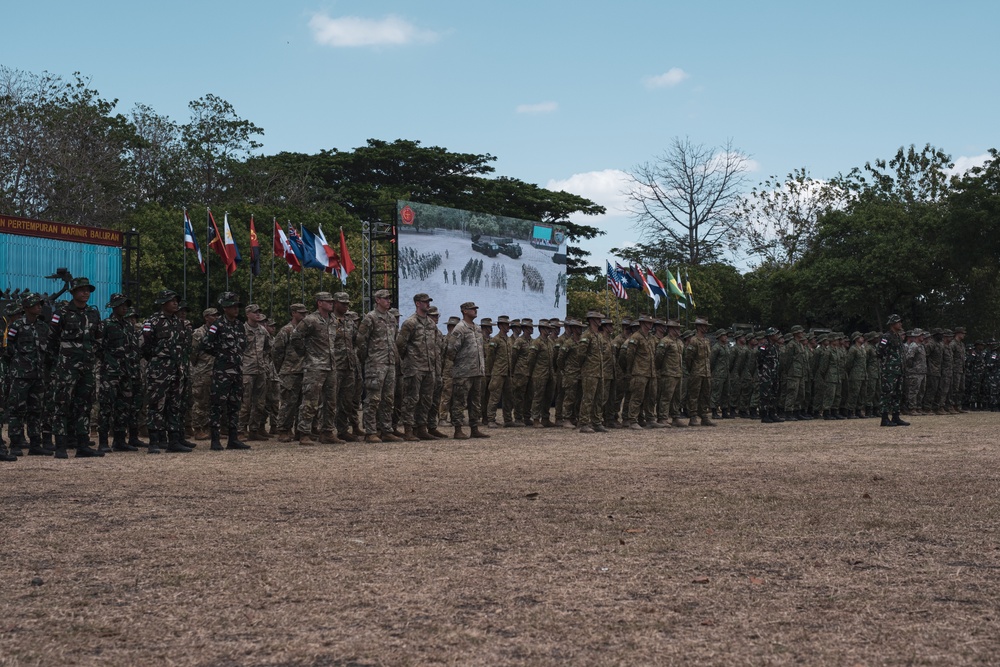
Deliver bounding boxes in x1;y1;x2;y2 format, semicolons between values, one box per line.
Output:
624;137;750;265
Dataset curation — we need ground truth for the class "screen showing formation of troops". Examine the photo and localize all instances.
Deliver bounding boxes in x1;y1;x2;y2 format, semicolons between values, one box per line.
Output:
0;280;983;463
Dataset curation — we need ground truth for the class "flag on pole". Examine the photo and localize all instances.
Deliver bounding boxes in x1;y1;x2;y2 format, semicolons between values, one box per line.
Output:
606;261;628;299
685;272;696;308
273;220;302;272
207;210;235;274
299;225;330;271
615;262;642;290
183;211;205;273
223;213;241;275
631;265;660;309
664;267;685;298
317;225;340;275
249;215;261;277
644;266;668;308
286;224;307;267
338;228;355;283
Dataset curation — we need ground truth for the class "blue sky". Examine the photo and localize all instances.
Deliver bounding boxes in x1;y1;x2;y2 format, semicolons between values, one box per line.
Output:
4;1;998;267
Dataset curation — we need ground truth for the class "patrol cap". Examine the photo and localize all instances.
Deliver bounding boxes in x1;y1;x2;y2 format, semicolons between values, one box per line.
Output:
245;304;262;314
106;293;131;309
374;289;392;299
713;328;728;337
287;303;307;313
886;313;902;325
497;315;511;325
790;325;804;334
681;329;695;340
315;292;335;302
389;308;401;317
347;311;359;320
460;301;479;311
428;306;440;316
480;317;494;327
217;291;242;308
177;301;190;312
21;292;44;308
447;316;460;325
851;331;864;340
954;326;967;334
155;289;179;305
332;292;350;303
70;277;96;293
203;307;220;318
520;318;534;327
413;293;432;303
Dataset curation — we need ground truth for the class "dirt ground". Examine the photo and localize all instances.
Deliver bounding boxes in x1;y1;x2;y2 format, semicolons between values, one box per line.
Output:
3;413;999;666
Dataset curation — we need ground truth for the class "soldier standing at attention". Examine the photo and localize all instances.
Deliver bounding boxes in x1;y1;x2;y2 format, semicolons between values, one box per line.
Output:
575;312;612;433
356;289;402;443
950;327;968;412
291;292;341;445
757;327;783;423
48;277;104;458
486;316;516;428
396;293;438;441
922;329;943;414
199;292;252;451
98;293;138;452
141;290;193;454
191;308;219;440
624;315;660;429
331;293;360;442
438;315;460;425
654;319;686;427
3;293;51;458
685;317;715;427
271;303;307;441
479;318;495;427
240;304;271;440
445;301;489;440
526;319;556;428
558;319;584;428
845;332;869;419
512;318;534;426
422;306;449;439
710;329;731;419
877;314;909;427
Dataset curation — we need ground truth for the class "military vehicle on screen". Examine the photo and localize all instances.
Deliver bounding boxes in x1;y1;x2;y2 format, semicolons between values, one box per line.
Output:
471;236;500;257
494;237;523;259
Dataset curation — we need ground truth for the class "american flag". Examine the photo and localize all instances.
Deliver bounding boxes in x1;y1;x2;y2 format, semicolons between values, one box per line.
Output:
607;261;628;299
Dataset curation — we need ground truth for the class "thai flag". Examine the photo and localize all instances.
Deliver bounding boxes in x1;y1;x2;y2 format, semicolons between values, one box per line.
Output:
183;211;205;272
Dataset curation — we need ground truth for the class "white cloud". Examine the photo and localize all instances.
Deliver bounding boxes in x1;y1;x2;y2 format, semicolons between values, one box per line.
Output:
309;13;438;47
643;67;689;89
948;153;991;177
515;101;558;114
546;169;632;215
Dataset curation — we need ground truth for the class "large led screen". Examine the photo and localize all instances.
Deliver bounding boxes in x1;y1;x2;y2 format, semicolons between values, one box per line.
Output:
397;200;567;330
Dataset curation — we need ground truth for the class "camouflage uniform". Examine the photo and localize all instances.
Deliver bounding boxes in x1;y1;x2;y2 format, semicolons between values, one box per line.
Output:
575;317;613;431
240;308;271;436
527;325;555;425
333;303;360;438
446;308;487;435
624;322;658;427
877;317;906;419
141;291;191;451
356;299;398;437
557;325;582;426
709;332;731;415
396;306;438;433
845;336;868;417
757;332;781;420
98;302;135;447
190;312;217;435
291;301;338;440
272;314;305;435
199;296;249;447
4;297;49;452
685;327;713;423
486;325;516;426
922;333;943;413
511;323;534;425
655;328;685;424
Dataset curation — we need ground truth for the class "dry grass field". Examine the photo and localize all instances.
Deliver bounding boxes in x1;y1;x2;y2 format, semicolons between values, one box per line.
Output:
3;414;1000;666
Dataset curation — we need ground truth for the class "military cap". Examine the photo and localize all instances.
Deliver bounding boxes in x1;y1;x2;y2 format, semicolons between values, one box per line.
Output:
217;291;242;308
942;329;954;336
538;319;550;328
21;292;44;308
585;310;605;320
851;331;864;340
497;315;511;324
907;329;920;337
447;316;460;325
713;328;728;337
389;308;401;317
764;327;781;337
413;293;433;303
865;332;879;341
886;313;902;325
460;301;479;311
510;318;522;327
637;315;655;324
347;311;359;320
734;330;747;339
694;316;711;326
70;277;96;293
930;327;942;335
203;307;220;318
480;317;494;327
665;319;681;328
601;318;614;325
550;319;563;328
681;329;695;340
954;326;966;334
245;304;262;314
177;300;190;312
621;318;632;326
314;292;335;302
373;289;392;299
653;318;664;326
155;289;179;305
629;319;642;328
790;325;804;334
106;293;131;309
332;292;350;303
428;306;440;316
125;308;138;319
567;319;584;328
782;333;793;342
289;303;308;313
521;318;534;327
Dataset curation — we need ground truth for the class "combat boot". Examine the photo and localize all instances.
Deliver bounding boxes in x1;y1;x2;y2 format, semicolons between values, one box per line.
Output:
532;419;543;429
402;425;420;442
657;418;672;428
671;417;687;428
593;423;609;432
891;412;910;426
27;436;52;457
470;425;490;439
711;408;719;419
688;416;700;427
761;411;774;424
166;432;193;453
0;444;16;462
628;421;643;431
112;431;137;452
246;429;267;442
364;434;382;443
845;410;857;420
413;425;434;441
578;424;595;433
427;426;449;439
799;410;813;420
76;434;104;458
880;413;896;427
700;415;717;427
128;424;147;449
53;434;69;459
338;431;358;443
194;430;211;441
227;429;252;450
771;410;785;423
823;410;833;420
380;431;404;442
210;430;224;451
320;431;344;445
6;428;24;456
453;425;469;440
298;433;316;446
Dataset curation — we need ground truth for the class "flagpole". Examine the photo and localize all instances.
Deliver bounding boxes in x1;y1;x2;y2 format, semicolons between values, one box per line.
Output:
182;208;188;303
270;217;276;320
206;208;211;310
224;211;230;292
299;223;306;303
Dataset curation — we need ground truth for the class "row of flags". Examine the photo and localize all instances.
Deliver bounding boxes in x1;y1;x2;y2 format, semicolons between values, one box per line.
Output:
606;261;695;310
183;209;354;282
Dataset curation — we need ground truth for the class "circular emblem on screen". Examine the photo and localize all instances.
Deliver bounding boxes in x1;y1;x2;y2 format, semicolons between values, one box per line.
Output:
400;205;415;225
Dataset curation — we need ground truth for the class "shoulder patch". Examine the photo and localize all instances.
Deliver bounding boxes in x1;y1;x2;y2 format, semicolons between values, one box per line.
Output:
142;323;152;333
209;324;218;334
50;313;60;325
6;326;16;338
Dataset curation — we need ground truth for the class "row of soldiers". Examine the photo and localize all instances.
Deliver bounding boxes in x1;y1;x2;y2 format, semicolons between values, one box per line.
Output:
0;280;982;461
